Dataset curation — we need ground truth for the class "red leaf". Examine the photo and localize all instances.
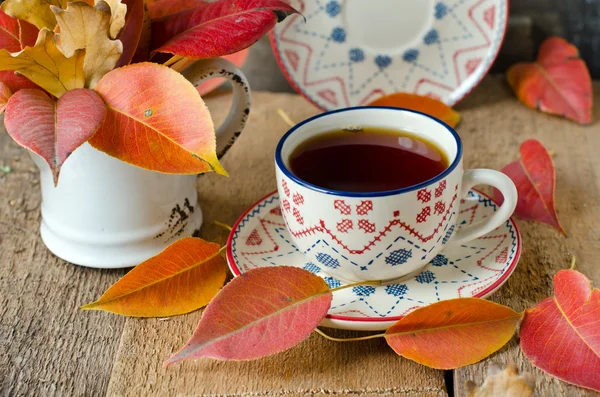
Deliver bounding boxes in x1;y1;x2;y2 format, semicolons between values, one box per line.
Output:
116;0;149;66
494;139;566;235
0;70;38;92
0;8;37;52
0;81;11;113
4;88;106;185
520;270;600;392
148;0;207;19
151;0;298;59
507;37;592;124
164;266;332;363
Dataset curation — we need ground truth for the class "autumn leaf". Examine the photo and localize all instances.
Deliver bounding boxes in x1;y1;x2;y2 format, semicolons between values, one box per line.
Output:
81;237;226;317
494;139;565;235
165;266;332;363
3;88;106;185
520;269;600;392
368;93;460;128
148;0;206;19
0;82;11;113
507;37;592;124
0;28;85;98
151;0;298;59
115;0;149;66
53;1;123;89
0;8;38;52
89;62;226;175
466;363;535;397
384;298;522;369
1;0;67;30
102;0;127;38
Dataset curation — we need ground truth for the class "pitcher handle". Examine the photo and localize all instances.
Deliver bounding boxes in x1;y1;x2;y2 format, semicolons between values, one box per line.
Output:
180;58;251;159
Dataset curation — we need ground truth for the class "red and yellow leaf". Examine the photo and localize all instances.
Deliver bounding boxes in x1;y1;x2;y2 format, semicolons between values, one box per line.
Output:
385;298;522;369
81;237;227;317
151;0;298;59
0;8;38;52
520;270;600;392
148;0;206;19
3;88;106;185
165;266;332;363
0;82;11;113
88;62;225;175
368;93;460;128
116;0;149;66
494;139;565;235
507;37;592;124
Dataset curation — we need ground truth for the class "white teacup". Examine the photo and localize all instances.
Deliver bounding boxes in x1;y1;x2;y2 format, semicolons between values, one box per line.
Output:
275;107;517;283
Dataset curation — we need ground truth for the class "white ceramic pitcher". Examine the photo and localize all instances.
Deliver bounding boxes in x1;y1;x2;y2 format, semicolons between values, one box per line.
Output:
29;58;251;268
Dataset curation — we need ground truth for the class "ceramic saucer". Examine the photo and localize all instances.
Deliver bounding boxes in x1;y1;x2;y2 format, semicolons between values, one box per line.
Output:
226;189;521;331
270;0;508;109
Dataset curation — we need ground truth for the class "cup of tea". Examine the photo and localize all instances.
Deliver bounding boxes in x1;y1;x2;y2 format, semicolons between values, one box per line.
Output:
274;107;517;283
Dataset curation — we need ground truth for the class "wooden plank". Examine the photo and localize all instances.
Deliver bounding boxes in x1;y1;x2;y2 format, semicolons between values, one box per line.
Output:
453;76;600;396
104;91;447;396
0;131;127;395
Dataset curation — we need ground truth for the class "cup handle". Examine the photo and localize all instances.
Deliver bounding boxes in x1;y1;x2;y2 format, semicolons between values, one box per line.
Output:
180;58;251;159
448;169;518;246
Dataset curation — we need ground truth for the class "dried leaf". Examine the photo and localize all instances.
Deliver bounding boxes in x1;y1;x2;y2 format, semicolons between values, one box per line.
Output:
89;62;225;175
494;139;565;235
465;363;535;397
148;0;206;19
3;88;106;185
384;298;521;369
0;28;85;98
507;37;592;124
1;0;67;30
0;82;11;113
115;0;148;66
81;237;226;317
151;0;298;59
165;266;332;363
53;1;123;89
102;0;127;38
520;269;600;392
367;93;460;128
0;8;38;52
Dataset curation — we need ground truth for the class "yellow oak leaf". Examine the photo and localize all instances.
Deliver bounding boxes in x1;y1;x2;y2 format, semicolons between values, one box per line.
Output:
466;363;535;397
1;0;67;29
0;28;85;98
53;1;123;89
101;0;127;39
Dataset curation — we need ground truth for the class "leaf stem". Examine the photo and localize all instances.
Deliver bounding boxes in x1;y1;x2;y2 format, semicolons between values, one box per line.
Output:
314;328;385;342
164;55;183;67
329;280;383;294
277;108;295;127
570;255;576;270
214;221;232;231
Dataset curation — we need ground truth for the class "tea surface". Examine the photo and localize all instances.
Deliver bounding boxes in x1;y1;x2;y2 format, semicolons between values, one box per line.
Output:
289;127;448;192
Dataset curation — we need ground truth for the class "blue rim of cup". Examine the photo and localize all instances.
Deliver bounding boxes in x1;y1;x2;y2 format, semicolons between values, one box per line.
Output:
274;106;463;198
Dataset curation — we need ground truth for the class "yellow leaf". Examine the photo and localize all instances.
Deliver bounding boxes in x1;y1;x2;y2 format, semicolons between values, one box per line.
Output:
53;1;123;89
1;0;67;29
101;0;127;39
0;28;85;97
466;363;535;397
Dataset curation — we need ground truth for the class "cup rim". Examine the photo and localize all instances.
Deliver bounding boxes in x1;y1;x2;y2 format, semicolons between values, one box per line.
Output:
274;106;463;197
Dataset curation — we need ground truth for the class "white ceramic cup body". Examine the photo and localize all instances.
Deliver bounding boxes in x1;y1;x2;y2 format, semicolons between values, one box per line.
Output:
27;58;252;268
275;107;517;282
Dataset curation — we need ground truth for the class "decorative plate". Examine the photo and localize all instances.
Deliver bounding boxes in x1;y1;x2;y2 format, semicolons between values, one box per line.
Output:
270;0;508;109
226;189;521;331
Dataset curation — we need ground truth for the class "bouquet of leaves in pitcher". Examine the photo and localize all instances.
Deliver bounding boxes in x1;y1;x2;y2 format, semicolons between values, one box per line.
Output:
0;0;298;185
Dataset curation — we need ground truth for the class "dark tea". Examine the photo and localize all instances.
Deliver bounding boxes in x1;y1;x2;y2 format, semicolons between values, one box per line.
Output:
289;127;448;192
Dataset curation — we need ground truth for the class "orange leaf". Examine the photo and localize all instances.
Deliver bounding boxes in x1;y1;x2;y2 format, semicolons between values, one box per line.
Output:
81;237;226;317
165;266;332;363
520;270;600;392
368;93;460;128
506;37;592;124
0;82;11;113
385;298;521;369
89;62;226;175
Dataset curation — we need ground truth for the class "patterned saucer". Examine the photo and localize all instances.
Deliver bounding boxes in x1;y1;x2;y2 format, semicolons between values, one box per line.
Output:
226;190;521;331
270;0;508;109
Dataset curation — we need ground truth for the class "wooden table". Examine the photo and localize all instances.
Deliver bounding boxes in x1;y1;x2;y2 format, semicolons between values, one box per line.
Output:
1;76;599;396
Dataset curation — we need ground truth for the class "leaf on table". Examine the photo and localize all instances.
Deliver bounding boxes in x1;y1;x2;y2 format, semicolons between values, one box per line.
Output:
81;237;227;317
384;298;522;369
3;88;106;185
165;266;332;363
367;93;460;128
148;0;206;19
0;82;11;113
115;0;149;66
0;28;85;98
465;362;535;397
151;0;298;59
494;139;565;235
89;62;226;175
506;37;592;125
520;269;600;392
1;0;67;30
53;1;123;89
0;8;38;52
